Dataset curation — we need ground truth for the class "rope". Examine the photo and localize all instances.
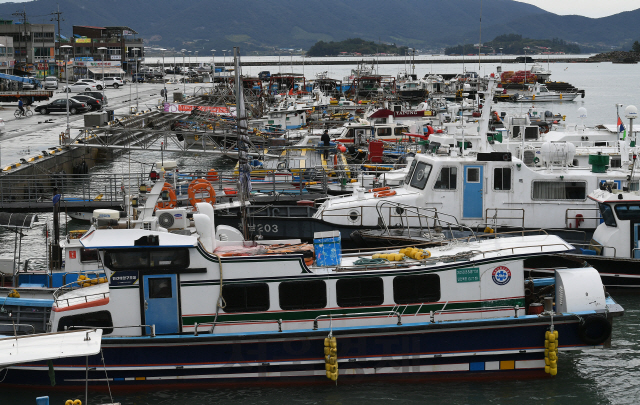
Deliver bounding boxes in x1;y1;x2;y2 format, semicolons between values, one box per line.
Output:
100;349;113;403
353;257;390;266
209;253;226;334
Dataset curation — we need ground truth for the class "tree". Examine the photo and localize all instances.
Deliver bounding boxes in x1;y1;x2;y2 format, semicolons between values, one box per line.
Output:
632;41;640;53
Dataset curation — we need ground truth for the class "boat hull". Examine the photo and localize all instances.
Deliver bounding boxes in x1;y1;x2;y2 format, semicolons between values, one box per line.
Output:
4;313;611;387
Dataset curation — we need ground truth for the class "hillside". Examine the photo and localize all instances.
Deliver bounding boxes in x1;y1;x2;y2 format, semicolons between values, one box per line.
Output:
0;0;637;53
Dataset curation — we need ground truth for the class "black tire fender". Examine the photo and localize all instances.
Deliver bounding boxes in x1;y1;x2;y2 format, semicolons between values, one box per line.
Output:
578;316;612;346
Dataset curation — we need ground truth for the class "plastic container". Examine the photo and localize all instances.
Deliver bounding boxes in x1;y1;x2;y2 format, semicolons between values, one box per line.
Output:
313;231;341;266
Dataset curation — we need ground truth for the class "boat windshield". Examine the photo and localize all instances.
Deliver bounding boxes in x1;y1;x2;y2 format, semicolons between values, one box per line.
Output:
404;159;417;184
409;161;432;190
614;204;640;221
599;203;617;227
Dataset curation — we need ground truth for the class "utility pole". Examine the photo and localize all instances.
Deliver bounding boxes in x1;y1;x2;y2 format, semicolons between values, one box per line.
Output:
50;5;64;78
50;5;63;43
12;8;27;65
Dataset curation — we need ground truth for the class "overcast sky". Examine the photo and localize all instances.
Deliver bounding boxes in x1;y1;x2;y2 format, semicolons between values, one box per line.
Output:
0;0;638;19
515;0;639;18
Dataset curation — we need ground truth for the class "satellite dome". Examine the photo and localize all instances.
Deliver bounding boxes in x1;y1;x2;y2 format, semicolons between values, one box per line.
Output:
625;105;638;119
577;107;587;118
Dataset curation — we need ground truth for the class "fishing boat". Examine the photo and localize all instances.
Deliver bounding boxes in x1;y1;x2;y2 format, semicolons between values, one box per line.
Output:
0;178;623;386
529;184;640;288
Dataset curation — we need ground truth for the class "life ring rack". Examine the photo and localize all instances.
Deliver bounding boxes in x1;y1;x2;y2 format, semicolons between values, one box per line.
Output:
188;178;216;207
156;182;177;209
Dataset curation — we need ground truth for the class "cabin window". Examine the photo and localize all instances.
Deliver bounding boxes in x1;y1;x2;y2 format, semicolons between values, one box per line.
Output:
345;129;354;138
409;162;432;190
532;181;586;200
104;248;189;271
466;167;480;183
404;159;417;184
394;127;408;135
599;203;617;226
393;274;441;304
614;204;640;221
80;248;99;262
494;167;512;191
148;277;173;299
434;167;457;190
222;283;270;312
336;277;384;307
279;280;326;310
377;128;392;136
57;310;113;335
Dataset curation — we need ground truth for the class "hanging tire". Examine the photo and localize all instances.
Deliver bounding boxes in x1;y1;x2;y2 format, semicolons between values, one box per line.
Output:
578;316;612;346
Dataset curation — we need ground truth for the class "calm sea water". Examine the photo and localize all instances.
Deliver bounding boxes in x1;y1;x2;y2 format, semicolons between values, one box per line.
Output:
3;60;640;404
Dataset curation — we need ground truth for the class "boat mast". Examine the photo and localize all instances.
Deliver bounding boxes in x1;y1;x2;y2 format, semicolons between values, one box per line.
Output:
234;47;250;238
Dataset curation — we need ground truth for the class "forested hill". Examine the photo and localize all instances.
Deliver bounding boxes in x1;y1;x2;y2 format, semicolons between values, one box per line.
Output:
0;0;638;53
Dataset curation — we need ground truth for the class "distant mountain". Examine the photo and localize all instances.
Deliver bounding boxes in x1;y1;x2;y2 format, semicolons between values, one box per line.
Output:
0;0;638;53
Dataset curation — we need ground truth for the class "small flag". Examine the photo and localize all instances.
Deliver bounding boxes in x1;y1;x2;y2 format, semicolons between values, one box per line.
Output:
618;117;626;139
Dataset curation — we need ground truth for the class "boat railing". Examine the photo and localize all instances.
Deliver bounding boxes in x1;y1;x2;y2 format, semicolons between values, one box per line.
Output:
313;311;402;330
478;242;570;258
565;208;600;229
431;305;521;322
52;273;107;302
485;208;525;229
571;242;616;257
192;319;284;335
374;200;476;242
0;322;36;335
64;324;155;337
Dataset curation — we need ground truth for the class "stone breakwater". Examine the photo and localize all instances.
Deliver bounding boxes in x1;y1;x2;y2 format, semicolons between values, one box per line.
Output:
589;50;640;63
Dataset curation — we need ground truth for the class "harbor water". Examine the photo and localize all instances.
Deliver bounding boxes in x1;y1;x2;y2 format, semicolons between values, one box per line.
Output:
2;59;640;404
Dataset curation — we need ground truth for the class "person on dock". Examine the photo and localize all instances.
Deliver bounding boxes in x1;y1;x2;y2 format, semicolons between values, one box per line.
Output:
321;129;330;160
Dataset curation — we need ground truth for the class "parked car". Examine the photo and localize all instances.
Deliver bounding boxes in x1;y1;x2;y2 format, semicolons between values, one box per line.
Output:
70;94;102;111
34;98;91;115
132;73;145;83
63;82;98;92
103;77;124;88
43;76;59;90
77;78;105;90
78;91;107;106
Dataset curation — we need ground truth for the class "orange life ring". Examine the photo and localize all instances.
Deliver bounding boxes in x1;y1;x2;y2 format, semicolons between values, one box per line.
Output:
374;190;396;198
367;186;390;193
156;182;177;209
206;169;219;182
188;179;216;207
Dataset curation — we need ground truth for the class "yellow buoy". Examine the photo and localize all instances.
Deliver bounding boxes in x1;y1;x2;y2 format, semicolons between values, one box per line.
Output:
550;367;558;376
65;400;73;405
372;254;380;259
544;365;550;374
73;400;82;405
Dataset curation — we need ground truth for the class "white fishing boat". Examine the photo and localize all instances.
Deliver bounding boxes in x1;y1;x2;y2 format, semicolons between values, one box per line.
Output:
0;177;623;387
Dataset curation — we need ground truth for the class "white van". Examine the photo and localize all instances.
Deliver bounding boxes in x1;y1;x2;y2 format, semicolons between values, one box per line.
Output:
44;76;59;90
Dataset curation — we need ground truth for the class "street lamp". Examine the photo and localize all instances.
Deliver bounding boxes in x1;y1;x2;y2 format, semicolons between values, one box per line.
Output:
60;44;72;143
499;47;503;69
173;51;176;83
160;48;166;80
211;49;216;83
97;46;107;101
181;49;186;94
222;49;227;79
131;47;140;112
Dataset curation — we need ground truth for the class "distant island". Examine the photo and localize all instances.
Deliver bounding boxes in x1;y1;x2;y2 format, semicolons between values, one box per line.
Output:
445;34;580;55
588;41;640;63
307;38;409;57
